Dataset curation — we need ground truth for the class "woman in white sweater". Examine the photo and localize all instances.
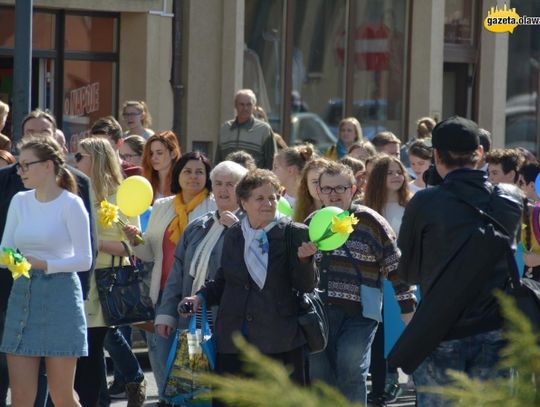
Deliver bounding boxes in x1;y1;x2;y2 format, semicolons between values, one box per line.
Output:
124;151;216;401
0;136;92;407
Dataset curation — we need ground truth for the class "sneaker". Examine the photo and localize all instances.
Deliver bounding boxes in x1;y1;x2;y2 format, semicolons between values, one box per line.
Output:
126;378;147;407
382;382;403;404
107;380;126;399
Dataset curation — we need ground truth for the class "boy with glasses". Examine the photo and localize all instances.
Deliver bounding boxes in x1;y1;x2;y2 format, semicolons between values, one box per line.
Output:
309;161;416;405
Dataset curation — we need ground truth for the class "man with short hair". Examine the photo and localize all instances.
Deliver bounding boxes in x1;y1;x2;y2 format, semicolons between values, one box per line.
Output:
309;161;416;404
391;116;523;406
518;162;540;202
0;110;97;407
371;131;401;158
91;116;141;176
214;89;276;169
486;148;524;185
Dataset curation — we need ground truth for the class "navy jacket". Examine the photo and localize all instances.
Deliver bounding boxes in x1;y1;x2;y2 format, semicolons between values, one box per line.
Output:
0;163;97;310
198;218;318;354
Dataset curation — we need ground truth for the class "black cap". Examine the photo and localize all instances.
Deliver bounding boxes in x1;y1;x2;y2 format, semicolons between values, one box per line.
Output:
432;116;480;152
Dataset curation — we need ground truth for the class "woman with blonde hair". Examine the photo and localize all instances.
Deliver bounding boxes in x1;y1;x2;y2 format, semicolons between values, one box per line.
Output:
325;117;363;160
293;158;330;222
122;100;155;139
141;131;181;201
273;143;316;210
1;135;92;407
74;137;146;406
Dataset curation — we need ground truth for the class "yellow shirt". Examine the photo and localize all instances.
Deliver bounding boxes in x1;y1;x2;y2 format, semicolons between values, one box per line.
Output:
520;208;540;254
85;194;140;327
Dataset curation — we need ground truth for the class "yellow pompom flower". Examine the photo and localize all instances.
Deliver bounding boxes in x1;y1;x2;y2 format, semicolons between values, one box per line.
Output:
10;260;31;280
331;214;359;235
98;200;119;228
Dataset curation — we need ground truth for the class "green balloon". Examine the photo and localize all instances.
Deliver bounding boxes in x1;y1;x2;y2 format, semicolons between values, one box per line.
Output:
308;207;349;251
277;196;293;217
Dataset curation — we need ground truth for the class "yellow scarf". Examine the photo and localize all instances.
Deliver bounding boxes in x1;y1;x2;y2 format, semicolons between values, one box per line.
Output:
168;189;209;244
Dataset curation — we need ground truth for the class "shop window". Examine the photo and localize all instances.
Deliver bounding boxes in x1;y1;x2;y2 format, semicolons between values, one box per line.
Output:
244;0;285;132
63;60;115;152
352;0;408;140
444;0;475;45
65;15;117;53
505;0;540;155
0;9;55;50
291;0;346;153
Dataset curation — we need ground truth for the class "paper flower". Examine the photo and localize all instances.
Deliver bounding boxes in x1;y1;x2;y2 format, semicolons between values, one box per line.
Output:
98;200;119;228
97;200;144;244
11;260;31;280
0;247;32;280
331;214;359;234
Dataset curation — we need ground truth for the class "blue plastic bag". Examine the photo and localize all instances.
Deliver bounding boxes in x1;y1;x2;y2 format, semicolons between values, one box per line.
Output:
163;303;215;406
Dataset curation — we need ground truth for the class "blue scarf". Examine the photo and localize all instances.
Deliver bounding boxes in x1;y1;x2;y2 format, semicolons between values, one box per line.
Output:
336;139;348;159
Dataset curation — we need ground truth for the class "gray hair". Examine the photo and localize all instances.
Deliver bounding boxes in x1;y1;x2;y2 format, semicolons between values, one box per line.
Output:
210;160;248;184
234;89;257;105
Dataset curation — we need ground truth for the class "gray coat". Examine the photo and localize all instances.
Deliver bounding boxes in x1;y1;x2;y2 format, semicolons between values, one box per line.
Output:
155;211;234;329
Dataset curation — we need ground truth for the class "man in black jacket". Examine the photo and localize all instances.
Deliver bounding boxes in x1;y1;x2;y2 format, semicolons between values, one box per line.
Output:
392;116;522;406
0;109;96;407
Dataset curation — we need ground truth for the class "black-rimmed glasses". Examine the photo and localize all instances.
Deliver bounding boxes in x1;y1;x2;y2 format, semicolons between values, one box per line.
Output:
74;152;89;163
15;160;47;172
319;185;351;194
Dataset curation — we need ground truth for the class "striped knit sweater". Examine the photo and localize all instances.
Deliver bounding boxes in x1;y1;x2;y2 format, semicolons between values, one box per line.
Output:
312;204;416;315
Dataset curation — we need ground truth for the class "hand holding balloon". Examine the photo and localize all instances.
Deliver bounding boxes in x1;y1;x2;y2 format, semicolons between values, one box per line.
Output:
123;224;143;246
298;242;317;262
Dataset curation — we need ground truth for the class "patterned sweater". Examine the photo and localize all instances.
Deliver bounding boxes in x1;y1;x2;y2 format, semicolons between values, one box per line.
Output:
312;204;416;315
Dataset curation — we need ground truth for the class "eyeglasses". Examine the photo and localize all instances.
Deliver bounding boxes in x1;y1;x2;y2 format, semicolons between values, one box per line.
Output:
15;159;47;172
74;152;89;163
319;185;351;194
120;153;141;161
122;112;140;118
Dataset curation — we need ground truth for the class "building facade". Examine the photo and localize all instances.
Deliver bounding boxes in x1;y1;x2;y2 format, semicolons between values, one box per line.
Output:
0;0;538;156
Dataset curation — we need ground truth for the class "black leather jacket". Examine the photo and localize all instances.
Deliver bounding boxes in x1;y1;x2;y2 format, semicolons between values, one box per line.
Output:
397;168;523;339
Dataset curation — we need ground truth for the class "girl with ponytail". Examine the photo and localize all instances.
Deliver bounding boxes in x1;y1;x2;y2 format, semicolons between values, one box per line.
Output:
0;135;92;407
272;143;317;212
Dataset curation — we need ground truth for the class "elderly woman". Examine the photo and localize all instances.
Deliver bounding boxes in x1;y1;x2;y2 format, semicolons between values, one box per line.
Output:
124;151;216;403
180;169;318;392
155;161;248;337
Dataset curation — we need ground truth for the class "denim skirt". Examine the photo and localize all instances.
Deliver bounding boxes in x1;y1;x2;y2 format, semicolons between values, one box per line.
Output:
0;270;88;357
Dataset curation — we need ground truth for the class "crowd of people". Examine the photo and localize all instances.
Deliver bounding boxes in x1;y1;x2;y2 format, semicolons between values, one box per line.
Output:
0;89;537;407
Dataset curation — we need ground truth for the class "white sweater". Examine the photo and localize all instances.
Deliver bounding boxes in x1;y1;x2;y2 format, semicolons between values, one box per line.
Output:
1;190;92;274
133;194;216;304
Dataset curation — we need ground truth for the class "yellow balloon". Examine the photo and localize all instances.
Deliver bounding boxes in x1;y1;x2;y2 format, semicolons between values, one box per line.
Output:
116;176;153;217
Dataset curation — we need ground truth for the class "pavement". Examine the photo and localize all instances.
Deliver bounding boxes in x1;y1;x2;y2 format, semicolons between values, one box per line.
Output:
7;350;417;406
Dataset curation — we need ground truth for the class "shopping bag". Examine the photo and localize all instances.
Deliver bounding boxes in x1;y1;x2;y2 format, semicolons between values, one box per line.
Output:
163;304;215;406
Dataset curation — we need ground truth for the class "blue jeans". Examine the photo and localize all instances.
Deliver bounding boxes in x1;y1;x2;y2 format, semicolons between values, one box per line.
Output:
310;306;378;405
146;329;174;399
413;330;509;407
104;326;144;384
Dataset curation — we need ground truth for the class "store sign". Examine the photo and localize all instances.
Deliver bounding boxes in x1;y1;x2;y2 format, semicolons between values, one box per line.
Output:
63;82;100;117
